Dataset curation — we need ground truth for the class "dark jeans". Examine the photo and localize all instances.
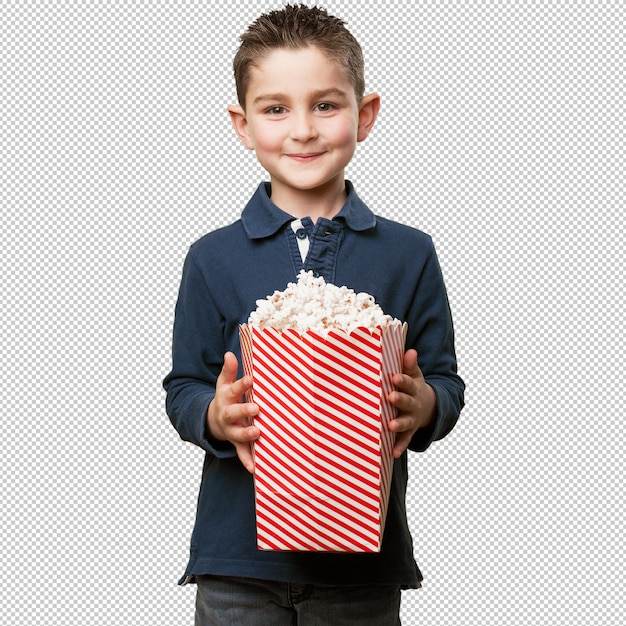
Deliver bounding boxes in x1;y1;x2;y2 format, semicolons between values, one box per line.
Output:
195;575;402;625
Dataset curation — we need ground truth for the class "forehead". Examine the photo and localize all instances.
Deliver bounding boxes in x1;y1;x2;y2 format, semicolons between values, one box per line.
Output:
247;46;354;99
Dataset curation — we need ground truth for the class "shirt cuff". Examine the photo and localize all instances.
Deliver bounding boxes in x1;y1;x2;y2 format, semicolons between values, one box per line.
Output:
408;384;446;452
187;392;238;459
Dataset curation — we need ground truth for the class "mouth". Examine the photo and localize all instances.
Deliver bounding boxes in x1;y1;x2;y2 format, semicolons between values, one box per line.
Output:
285;152;325;163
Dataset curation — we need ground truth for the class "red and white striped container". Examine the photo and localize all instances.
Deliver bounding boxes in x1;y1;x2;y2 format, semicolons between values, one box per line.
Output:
239;322;407;552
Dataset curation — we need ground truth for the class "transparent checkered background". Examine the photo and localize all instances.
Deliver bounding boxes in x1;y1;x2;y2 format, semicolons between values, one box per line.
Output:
2;1;623;624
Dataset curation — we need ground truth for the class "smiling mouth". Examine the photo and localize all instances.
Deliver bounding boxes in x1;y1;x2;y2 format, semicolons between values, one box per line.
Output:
286;152;325;162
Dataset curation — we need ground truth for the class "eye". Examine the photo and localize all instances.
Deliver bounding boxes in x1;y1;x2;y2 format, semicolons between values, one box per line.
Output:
316;102;336;112
266;106;286;115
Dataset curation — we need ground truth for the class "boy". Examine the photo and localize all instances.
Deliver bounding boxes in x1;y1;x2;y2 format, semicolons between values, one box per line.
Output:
163;4;464;624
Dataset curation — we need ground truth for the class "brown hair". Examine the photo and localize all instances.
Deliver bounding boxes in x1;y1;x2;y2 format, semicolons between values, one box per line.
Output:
233;4;365;108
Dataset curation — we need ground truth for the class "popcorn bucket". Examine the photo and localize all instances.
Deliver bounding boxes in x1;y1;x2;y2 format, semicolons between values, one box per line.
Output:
239;322;407;552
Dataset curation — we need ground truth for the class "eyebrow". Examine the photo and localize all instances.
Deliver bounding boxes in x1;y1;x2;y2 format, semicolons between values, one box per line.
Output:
252;88;350;106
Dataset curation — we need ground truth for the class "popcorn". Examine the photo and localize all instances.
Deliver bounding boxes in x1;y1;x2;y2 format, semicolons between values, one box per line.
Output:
240;270;407;552
248;270;400;334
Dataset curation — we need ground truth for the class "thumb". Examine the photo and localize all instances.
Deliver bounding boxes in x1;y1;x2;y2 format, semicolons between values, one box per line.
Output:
218;351;240;385
403;349;422;378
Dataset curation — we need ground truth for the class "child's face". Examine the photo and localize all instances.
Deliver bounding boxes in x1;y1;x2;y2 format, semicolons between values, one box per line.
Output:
229;46;378;207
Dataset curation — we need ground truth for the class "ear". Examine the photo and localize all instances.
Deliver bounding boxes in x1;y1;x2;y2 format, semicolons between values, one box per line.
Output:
228;104;255;150
356;93;381;142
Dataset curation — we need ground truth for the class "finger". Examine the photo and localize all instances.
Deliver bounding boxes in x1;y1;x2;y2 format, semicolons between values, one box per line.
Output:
225;420;260;442
402;349;422;378
388;414;417;434
392;431;412;459
392;351;423;392
389;390;416;414
390;374;417;397
218;352;254;402
235;441;256;474
231;425;260;474
403;348;418;369
222;401;259;429
217;351;240;386
225;374;254;404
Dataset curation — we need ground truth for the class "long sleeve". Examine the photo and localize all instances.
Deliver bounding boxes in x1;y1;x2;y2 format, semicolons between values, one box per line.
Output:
161;182;461;588
163;247;237;458
405;240;465;452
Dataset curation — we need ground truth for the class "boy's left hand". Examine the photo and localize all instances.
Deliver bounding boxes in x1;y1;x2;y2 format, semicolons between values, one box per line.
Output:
388;349;437;458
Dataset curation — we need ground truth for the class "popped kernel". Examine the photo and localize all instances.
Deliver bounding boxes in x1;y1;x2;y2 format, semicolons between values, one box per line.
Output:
248;271;401;335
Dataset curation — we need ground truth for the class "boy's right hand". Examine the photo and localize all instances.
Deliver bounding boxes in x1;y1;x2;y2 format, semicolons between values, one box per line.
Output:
207;352;260;474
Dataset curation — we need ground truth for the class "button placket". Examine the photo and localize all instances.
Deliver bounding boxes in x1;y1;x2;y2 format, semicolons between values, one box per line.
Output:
304;219;343;284
290;218;312;265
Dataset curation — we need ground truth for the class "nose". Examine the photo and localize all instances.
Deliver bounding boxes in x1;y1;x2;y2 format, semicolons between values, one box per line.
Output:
289;110;318;142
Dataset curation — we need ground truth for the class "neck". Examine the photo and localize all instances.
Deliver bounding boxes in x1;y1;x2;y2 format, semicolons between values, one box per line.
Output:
270;178;347;223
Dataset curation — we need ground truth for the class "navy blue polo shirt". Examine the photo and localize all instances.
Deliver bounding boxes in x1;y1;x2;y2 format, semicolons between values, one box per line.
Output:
163;181;464;587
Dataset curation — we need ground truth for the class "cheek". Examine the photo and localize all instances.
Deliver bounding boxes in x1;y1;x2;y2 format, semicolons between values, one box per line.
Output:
329;118;359;147
251;126;282;152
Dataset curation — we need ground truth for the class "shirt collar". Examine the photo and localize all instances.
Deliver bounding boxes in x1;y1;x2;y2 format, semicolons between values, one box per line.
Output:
241;181;377;239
